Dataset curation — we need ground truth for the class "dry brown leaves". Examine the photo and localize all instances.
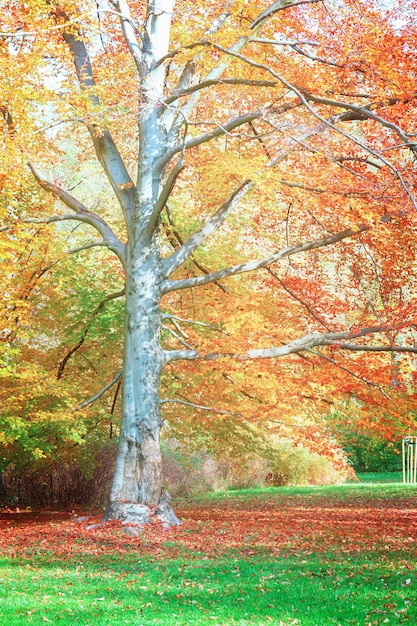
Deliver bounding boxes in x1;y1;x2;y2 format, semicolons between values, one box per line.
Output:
1;493;417;562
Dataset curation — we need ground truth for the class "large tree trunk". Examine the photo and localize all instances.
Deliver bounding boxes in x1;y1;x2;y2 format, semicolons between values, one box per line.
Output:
104;242;168;524
104;0;177;525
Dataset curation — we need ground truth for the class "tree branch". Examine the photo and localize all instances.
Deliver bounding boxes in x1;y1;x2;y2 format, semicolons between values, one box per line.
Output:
145;156;185;236
299;89;417;159
307;349;391;399
203;44;417;209
166;59;199;105
279;178;379;199
323;342;417;353
162;313;222;330
164;78;279;105
28;162;88;214
57;289;125;379
250;0;323;29
163;224;367;292
78;371;122;408
246;326;416;359
162;324;194;349
164;349;199;363
266;267;331;330
289;43;343;68
163;180;252;276
163;76;299;157
163;206;229;293
153;40;212;70
204;0;234;36
162;112;262;165
57;9;136;221
163;325;417;363
252;38;319;46
28;163;125;261
114;0;144;73
161;398;340;430
67;240;108;254
160;398;239;416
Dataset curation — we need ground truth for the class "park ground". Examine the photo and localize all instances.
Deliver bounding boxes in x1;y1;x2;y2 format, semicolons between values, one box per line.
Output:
0;474;416;625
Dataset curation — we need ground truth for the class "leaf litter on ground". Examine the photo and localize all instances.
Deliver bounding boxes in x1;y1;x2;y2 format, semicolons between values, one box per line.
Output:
1;484;417;562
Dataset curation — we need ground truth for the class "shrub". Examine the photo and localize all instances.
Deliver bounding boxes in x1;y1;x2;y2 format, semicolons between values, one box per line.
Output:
342;434;402;473
1;435;350;510
161;437;350;495
161;440;232;496
1;442;117;509
264;439;349;486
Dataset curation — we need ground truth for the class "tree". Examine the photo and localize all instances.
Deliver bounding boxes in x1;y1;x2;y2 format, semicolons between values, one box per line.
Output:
1;0;417;523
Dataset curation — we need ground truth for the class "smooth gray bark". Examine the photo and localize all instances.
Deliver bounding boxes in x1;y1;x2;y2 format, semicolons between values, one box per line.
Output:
104;0;176;522
105;242;165;521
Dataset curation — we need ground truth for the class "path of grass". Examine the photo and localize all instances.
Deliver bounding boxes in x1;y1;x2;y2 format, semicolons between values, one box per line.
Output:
1;480;416;625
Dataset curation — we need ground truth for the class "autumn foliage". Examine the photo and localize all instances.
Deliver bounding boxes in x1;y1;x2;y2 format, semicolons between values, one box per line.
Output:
1;0;417;509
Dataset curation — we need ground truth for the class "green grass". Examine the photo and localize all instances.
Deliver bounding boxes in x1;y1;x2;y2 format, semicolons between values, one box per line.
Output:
356;471;403;483
1;550;416;625
198;477;415;504
1;478;417;625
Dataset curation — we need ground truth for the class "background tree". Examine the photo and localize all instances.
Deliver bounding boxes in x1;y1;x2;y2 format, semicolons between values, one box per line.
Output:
1;0;417;523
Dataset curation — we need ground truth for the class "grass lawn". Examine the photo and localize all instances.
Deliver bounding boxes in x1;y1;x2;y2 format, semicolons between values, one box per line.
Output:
356;472;403;484
1;479;416;625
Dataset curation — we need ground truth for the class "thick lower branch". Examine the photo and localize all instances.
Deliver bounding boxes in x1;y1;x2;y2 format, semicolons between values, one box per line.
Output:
163;224;367;292
28;164;125;261
163;325;417;363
